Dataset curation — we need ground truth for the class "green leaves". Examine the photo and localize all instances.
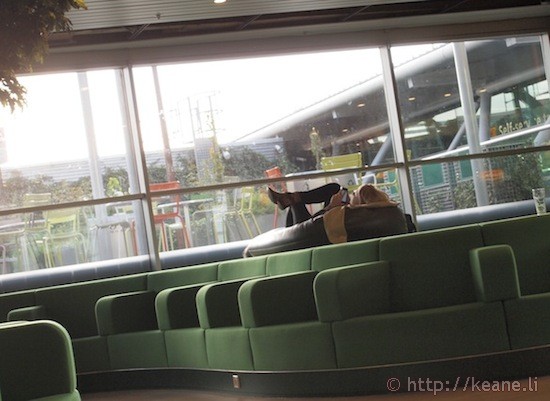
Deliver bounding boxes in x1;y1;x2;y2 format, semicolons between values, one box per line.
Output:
0;0;87;112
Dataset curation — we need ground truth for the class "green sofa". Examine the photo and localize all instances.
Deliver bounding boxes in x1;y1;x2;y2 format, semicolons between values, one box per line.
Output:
480;215;550;349
0;213;548;377
95;263;219;369
239;271;337;370
316;225;510;368
7;274;148;373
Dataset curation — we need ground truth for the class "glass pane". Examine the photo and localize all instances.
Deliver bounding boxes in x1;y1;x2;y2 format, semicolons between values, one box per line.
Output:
0;69;137;211
0;212;25;274
392;36;550;161
150;186;281;252
412;150;548;215
0;201;147;272
133;48;391;186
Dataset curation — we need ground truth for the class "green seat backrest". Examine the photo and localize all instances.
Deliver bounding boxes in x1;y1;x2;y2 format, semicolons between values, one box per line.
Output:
266;249;312;276
147;263;218;293
196;279;251;329
379;225;483;312
314;261;391;322
311;238;380;272
0;290;36;322
0;320;78;401
481;214;550;295
217;256;267;281
239;271;318;328
34;274;148;339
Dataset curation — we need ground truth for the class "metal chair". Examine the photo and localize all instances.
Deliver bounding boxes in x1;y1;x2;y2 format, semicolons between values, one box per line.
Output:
0;229;27;274
43;208;87;268
265;166;287;228
320;152;363;190
150;181;191;251
223;187;261;239
23;193;52;268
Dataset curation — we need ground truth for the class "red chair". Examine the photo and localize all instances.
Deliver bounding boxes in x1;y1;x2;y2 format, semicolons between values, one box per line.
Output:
264;167;287;228
150;181;191;250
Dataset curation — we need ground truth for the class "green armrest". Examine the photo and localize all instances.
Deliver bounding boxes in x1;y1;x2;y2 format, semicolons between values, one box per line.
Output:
29;390;81;401
96;290;157;335
239;271;318;328
314;261;391;322
7;305;48;321
470;245;521;302
0;320;79;401
155;282;215;330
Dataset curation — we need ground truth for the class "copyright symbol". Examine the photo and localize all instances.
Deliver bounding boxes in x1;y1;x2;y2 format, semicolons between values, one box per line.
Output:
387;378;400;392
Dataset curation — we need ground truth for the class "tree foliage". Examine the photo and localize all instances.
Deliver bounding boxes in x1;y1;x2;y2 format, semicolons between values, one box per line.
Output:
0;0;87;111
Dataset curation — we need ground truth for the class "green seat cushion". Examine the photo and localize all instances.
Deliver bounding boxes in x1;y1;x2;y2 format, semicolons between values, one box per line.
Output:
72;336;110;373
332;302;509;368
249;321;336;371
504;292;550;349
204;327;253;370
107;330;167;370
164;327;208;368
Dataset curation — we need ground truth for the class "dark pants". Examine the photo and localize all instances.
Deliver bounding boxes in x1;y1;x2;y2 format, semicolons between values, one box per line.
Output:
286;183;341;227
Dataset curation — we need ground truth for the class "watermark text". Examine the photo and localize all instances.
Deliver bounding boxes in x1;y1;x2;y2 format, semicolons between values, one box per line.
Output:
386;376;538;395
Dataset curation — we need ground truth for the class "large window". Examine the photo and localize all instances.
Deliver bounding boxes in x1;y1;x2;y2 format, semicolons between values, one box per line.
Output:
133;48;391;248
392;36;550;214
0;33;548;274
0;69;148;272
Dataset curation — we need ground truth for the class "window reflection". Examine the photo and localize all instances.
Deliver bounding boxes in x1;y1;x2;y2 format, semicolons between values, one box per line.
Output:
412;151;547;215
133;48;391;184
393;38;549;160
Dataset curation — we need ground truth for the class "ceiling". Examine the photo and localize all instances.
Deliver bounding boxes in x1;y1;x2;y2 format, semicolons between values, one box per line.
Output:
51;0;547;48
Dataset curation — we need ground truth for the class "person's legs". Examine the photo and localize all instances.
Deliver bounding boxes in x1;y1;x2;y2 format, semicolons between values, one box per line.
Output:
298;183;341;206
268;183;340;209
269;183;341;226
287;203;312;226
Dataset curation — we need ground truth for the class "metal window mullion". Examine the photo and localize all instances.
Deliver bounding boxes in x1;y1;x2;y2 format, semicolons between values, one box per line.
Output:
542;34;550;102
452;42;489;207
78;72;107;223
122;66;161;271
379;45;416;219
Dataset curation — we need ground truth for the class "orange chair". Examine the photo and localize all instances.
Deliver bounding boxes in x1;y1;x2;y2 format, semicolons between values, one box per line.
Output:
150;181;191;251
264;167;287;228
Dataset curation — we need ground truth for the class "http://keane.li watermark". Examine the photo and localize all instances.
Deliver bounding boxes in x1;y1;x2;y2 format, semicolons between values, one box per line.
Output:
386;376;538;395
